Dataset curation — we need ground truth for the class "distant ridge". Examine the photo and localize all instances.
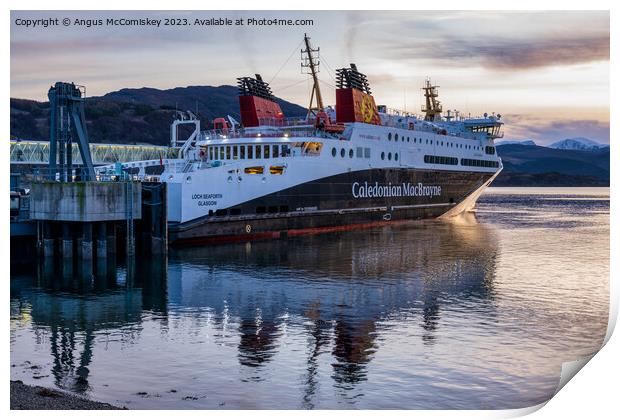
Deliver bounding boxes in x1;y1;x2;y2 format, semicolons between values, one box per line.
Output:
98;85;307;121
495;139;537;146
548;137;608;151
494;144;609;186
10;85;307;146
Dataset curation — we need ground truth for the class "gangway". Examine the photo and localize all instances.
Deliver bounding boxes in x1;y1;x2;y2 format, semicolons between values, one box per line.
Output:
10;140;179;165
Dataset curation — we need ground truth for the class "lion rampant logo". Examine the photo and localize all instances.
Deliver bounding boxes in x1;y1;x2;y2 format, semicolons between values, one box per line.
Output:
359;95;377;123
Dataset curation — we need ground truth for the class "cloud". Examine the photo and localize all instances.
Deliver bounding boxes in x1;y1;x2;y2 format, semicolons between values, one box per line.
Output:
385;36;609;70
344;11;610;71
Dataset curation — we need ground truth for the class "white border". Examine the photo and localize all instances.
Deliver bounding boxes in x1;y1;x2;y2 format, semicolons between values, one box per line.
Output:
3;2;617;419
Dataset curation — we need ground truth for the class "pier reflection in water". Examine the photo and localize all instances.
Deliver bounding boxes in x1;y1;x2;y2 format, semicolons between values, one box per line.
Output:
10;190;609;409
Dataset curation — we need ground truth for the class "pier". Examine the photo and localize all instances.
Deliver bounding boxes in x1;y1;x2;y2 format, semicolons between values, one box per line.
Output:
10;81;168;269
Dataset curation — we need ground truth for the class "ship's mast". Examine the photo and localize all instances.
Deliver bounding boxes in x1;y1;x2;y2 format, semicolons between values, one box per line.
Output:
301;34;324;119
421;79;442;121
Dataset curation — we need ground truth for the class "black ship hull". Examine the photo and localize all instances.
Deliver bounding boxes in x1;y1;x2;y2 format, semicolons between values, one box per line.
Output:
169;168;496;245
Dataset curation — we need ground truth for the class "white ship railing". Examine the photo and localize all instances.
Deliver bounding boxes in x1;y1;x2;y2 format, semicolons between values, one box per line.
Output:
198;127;340;142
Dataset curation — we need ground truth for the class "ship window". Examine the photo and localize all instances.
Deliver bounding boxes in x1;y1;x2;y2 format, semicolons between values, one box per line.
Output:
230;208;241;216
240;146;246;159
279;205;289;212
269;165;284;175
264;145;270;159
233;146;238;159
388;152;392;160
381;152;385;160
349;149;354;158
332;147;337;157
424;155;458;165
407;137;410;142
247;145;254;159
460;158;499;168
388;133;392;141
226;146;231;160
256;206;266;214
255;145;262;159
282;145;291;157
244;166;264;174
268;205;278;213
395;133;399;141
395;153;399;161
340;148;345;158
426;139;428;144
272;145;280;158
356;147;363;158
364;148;371;158
215;209;228;217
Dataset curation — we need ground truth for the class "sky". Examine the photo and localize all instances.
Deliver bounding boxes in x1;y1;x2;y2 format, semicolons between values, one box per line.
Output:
10;10;610;145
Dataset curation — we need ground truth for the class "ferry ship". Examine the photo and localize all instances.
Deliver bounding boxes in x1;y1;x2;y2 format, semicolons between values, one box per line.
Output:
96;35;503;245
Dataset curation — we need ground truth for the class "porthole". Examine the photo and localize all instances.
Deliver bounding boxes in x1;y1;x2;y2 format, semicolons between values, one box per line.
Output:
395;153;399;161
332;147;337;157
349;149;354;158
381;152;385;160
395;133;399;141
186;176;192;183
407;137;410;142
340;148;346;158
388;152;392;160
388;133;392;141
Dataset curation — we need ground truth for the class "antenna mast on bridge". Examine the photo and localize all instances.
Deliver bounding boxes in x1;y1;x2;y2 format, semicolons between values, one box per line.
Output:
301;34;324;119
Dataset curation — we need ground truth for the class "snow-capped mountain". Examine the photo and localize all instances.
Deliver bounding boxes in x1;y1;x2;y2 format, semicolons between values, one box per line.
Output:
548;137;608;151
496;139;537;146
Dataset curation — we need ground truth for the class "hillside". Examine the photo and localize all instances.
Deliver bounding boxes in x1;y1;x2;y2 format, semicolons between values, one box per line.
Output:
494;144;609;186
10;85;307;146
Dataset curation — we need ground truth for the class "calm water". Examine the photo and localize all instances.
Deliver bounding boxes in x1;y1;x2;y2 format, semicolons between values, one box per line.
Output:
10;187;610;409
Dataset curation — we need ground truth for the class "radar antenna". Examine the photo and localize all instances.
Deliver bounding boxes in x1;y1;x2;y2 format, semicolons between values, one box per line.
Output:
301;34;324;119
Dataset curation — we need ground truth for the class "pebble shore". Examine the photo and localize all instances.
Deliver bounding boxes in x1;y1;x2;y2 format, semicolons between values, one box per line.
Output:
10;380;122;410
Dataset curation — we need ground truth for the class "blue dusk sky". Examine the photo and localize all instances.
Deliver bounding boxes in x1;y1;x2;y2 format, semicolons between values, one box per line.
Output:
10;10;610;145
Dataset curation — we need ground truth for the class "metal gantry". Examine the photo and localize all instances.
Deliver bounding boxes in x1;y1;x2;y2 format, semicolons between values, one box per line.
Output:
48;82;96;181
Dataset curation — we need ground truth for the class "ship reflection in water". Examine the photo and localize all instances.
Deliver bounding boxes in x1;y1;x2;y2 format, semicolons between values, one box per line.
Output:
10;189;609;409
